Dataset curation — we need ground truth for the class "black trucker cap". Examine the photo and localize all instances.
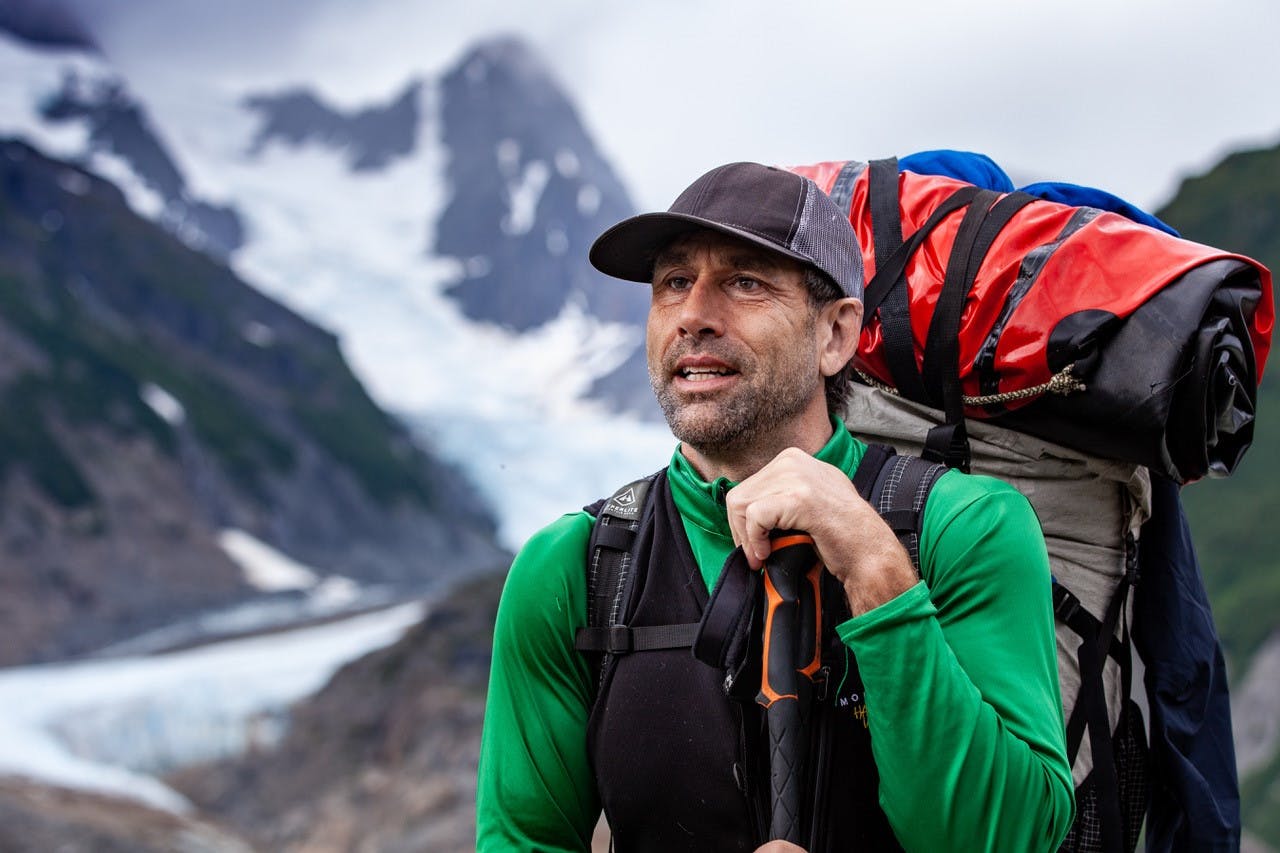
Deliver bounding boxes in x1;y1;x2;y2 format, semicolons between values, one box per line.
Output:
588;161;864;300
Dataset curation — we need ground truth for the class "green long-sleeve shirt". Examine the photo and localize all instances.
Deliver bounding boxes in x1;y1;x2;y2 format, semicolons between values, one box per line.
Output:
477;426;1074;851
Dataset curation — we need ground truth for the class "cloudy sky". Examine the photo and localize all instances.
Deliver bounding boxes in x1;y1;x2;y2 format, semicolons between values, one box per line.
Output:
71;0;1280;212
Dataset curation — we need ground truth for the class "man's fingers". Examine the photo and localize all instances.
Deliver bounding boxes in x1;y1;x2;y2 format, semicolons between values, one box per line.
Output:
729;492;805;570
726;452;834;560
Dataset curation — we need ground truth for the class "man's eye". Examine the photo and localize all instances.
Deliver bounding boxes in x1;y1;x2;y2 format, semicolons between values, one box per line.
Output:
665;276;692;290
733;276;761;291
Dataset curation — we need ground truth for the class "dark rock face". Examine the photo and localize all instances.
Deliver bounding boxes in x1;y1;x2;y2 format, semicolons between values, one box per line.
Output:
435;37;649;333
243;81;421;172
0;139;508;664
0;778;253;853
38;72;245;258
170;572;504;853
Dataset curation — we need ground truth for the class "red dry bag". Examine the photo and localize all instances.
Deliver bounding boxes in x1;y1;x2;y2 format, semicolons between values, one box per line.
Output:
788;158;1274;482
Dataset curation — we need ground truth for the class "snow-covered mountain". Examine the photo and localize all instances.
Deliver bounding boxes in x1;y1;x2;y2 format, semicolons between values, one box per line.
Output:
0;12;677;840
0;25;672;547
436;37;646;331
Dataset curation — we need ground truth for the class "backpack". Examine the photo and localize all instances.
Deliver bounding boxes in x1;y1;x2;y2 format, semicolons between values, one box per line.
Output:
797;151;1252;850
785;156;1273;482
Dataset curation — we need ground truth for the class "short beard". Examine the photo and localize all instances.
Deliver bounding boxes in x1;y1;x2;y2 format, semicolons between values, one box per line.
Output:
650;344;821;458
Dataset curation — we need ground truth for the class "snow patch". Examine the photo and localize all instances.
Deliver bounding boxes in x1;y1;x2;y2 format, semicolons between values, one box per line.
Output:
139;382;185;425
554;147;580;177
577;183;602;216
309;575;362;609
218;529;319;592
502;158;549;235
85;147;166;218
495;137;520;173
546;226;568;255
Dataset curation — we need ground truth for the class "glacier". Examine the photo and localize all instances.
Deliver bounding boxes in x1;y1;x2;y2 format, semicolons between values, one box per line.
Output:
0;26;677;813
0;601;427;811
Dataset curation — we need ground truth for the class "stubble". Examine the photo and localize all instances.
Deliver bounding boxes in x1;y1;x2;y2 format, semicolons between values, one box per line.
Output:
650;327;822;458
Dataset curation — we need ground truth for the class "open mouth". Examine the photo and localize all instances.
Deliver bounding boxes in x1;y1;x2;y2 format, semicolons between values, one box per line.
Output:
678;366;737;382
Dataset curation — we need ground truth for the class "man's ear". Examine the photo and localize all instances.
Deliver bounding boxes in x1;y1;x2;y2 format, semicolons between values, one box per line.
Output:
819;297;863;378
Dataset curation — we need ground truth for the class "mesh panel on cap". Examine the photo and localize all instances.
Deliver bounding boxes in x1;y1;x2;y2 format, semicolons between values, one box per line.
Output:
792;181;865;300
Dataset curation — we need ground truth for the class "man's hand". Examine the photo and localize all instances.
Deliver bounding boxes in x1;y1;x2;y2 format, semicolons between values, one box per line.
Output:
724;447;917;617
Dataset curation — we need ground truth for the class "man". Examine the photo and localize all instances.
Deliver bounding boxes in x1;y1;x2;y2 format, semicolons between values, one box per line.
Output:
476;162;1073;851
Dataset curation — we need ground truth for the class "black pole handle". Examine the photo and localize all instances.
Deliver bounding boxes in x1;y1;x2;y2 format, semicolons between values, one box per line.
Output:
757;532;821;843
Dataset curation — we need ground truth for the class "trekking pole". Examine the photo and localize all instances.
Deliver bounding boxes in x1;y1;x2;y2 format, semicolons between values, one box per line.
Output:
757;531;823;844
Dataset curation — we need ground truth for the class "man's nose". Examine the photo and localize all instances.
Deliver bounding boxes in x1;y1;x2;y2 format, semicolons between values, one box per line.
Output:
677;280;725;337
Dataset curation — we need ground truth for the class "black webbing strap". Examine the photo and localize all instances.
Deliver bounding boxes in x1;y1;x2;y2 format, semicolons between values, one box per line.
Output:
1072;615;1125;852
919;190;1038;472
863;185;982;408
922;190;1037;419
867;158;926;404
921;188;999;407
575;474;662;666
851;442;895;500
921;422;972;474
852;444;945;571
575;622;701;654
862;186;982;317
868;158;904;267
1054;564;1135;853
1055;581;1133;759
592;522;635;552
878;454;946;569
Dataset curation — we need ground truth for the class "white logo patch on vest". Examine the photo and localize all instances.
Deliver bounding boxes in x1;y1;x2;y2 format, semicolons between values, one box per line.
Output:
599;484;640;517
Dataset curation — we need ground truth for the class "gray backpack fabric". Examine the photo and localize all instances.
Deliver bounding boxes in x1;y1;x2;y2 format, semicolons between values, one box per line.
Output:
845;382;1151;851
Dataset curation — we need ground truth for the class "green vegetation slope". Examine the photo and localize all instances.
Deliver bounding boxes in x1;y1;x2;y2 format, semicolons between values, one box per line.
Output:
1156;144;1280;672
1157;141;1280;848
0;138;506;664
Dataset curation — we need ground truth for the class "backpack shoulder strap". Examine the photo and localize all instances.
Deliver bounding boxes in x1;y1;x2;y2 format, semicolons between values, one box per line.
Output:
853;443;948;569
575;446;948;668
574;471;699;661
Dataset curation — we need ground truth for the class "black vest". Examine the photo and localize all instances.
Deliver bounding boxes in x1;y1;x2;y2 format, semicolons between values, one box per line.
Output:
585;471;904;852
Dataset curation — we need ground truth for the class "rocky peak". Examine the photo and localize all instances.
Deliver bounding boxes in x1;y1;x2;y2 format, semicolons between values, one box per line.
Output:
435;36;648;333
243;80;422;172
38;71;244;258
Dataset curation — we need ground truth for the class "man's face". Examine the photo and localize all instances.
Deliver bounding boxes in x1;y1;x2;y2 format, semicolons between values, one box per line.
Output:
646;232;826;456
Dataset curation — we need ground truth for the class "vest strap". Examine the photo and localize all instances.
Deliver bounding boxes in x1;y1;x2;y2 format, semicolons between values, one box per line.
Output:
575;622;701;655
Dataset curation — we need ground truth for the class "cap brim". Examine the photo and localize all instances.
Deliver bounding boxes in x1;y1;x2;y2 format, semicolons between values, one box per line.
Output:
588;211;814;284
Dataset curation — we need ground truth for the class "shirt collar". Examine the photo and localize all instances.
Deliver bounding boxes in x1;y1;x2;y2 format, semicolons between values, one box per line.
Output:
666;419;863;539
